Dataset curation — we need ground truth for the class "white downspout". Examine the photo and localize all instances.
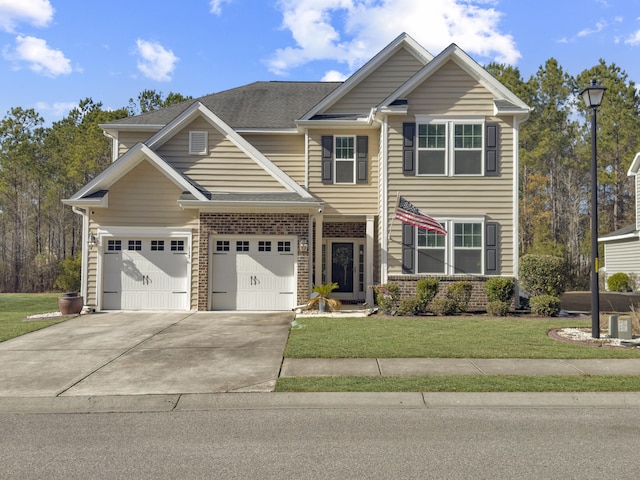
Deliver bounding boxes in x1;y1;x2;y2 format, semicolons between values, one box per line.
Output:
374;114;389;283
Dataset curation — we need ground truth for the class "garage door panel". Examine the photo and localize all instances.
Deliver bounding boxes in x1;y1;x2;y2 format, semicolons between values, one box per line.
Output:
103;238;189;311
211;238;296;311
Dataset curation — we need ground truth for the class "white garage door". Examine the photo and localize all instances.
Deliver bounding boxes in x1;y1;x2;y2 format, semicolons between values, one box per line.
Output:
103;237;189;310
210;237;295;311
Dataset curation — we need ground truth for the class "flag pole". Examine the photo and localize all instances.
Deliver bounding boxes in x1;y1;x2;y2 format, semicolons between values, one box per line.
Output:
388;192;400;242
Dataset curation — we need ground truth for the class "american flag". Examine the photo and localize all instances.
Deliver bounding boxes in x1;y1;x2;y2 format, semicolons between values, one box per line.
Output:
395;197;447;235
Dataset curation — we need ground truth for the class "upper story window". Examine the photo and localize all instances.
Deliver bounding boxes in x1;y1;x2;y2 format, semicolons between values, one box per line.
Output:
417;120;483;176
189;131;208;155
404;121;499;177
321;135;368;185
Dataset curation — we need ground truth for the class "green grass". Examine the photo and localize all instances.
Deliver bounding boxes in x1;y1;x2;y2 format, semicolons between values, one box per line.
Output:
286;317;640;359
276;375;640;392
0;293;68;342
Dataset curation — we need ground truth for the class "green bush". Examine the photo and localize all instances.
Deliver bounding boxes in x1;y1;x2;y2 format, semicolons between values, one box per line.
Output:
415;278;439;311
607;272;632;292
398;296;423;316
374;283;400;314
530;295;561;317
484;277;515;303
519;254;569;297
447;281;473;313
429;298;457;316
486;300;510;317
54;254;82;293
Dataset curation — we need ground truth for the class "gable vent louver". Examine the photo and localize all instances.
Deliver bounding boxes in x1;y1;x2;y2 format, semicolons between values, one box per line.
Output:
189;131;208;155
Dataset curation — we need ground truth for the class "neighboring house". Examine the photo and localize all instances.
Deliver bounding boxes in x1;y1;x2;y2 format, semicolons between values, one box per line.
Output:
599;151;640;288
63;33;530;312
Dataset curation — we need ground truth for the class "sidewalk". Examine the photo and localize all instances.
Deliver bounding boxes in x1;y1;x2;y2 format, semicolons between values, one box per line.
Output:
280;357;640;377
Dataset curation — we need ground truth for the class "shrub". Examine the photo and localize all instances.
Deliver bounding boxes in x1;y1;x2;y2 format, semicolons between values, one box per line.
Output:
429;298;457;316
374;283;400;314
486;300;510;317
484;277;515;303
607;272;632;292
519;254;569;297
447;281;473;313
398;296;423;316
54;254;82;293
415;278;439;311
530;295;561;317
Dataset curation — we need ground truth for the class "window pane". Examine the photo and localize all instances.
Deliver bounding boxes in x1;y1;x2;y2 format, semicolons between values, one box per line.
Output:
335;136;354;159
454;223;482;247
418;228;445;247
418;249;446;273
454;124;482;149
419;124;446;149
454;250;481;274
454;150;482;174
335;160;354;183
418;150;445;175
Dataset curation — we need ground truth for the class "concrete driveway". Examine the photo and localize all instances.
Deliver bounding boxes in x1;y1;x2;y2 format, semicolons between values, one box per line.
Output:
0;311;293;397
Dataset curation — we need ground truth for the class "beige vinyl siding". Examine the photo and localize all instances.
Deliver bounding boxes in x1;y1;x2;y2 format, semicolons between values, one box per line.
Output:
117;130;157;157
406;60;495;116
604;240;640;288
88;160;199;309
327;48;426;114
636;175;640;231
244;133;306;185
156;117;289;192
386;115;516;276
307;129;380;216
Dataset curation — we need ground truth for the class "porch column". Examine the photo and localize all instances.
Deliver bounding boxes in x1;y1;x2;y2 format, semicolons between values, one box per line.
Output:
366;215;375;306
314;214;323;287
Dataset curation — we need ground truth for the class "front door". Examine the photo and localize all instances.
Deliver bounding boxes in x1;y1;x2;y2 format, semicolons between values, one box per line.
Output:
327;240;365;302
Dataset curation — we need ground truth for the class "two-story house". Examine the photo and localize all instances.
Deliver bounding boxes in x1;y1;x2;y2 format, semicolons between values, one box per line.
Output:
63;33;530;312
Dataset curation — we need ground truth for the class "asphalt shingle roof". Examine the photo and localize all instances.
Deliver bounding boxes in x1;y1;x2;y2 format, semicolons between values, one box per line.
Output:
108;81;342;130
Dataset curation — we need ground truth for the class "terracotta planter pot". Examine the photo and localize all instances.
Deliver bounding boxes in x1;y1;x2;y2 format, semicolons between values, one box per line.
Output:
58;293;84;315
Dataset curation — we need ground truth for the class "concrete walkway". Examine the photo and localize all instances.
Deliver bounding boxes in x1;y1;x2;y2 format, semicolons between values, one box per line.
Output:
281;357;640;377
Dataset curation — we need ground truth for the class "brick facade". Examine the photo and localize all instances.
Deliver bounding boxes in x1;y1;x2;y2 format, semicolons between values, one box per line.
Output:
198;213;310;310
387;275;515;312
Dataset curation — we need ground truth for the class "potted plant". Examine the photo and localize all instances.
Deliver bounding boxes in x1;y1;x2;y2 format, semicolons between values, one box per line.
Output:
54;255;84;315
307;282;342;312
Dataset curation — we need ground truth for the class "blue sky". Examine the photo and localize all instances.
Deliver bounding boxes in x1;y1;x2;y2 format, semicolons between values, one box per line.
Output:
2;0;640;124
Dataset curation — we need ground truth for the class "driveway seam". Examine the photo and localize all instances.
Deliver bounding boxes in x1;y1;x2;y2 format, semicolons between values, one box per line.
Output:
467;359;486;375
55;312;196;397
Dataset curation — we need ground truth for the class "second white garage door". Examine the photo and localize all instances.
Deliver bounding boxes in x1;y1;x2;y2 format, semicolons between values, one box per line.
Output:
210;236;296;311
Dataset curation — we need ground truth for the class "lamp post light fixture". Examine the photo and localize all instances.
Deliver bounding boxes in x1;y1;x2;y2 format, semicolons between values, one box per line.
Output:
580;79;606;339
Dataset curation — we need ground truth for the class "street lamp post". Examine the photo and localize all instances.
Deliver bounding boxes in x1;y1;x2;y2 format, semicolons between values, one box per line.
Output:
580;79;606;339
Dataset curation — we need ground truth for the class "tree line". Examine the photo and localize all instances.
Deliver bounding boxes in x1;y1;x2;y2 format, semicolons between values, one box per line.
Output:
1;58;639;294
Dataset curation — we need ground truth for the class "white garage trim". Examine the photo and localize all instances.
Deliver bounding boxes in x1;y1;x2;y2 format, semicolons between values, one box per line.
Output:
96;227;193;311
209;235;298;311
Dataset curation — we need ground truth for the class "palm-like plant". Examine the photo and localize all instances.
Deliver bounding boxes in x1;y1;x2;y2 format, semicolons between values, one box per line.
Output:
307;282;342;312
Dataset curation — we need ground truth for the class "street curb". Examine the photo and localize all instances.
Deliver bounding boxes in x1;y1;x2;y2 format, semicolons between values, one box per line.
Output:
2;392;640;414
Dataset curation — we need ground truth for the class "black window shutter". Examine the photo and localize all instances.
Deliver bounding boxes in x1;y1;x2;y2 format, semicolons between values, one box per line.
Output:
485;221;499;274
402;223;415;274
485;123;499;176
402;123;416;175
356;136;368;183
321;136;333;184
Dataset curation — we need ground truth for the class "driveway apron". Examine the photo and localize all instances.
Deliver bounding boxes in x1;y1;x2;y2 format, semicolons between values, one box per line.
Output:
0;311;293;397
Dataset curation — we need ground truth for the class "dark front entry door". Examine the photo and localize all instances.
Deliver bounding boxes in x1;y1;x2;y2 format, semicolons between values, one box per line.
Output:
331;242;354;293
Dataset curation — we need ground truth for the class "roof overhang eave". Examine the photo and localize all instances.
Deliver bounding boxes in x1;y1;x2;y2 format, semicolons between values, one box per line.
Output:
179;199;325;211
598;232;639;242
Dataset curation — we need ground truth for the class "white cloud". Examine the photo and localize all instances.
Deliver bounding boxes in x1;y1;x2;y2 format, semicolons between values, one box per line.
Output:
209;0;233;15
4;35;72;77
0;0;54;32
578;20;607;37
322;69;348;81
35;101;77;118
625;30;640;46
266;0;521;77
134;39;179;82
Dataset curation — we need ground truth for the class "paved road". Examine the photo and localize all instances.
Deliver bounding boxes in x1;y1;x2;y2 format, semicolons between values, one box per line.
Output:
2;406;638;479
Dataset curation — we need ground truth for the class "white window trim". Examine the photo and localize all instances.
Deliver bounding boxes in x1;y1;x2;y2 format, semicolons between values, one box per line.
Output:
415;217;485;275
415;117;485;177
334;135;356;184
189;131;208;155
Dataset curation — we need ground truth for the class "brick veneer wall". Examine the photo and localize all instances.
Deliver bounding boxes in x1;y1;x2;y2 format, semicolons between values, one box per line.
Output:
322;222;366;238
387;275;516;312
198;213;310;310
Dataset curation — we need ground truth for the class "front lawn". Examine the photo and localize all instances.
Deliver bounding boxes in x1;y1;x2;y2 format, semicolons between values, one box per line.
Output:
0;293;68;342
285;316;640;359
